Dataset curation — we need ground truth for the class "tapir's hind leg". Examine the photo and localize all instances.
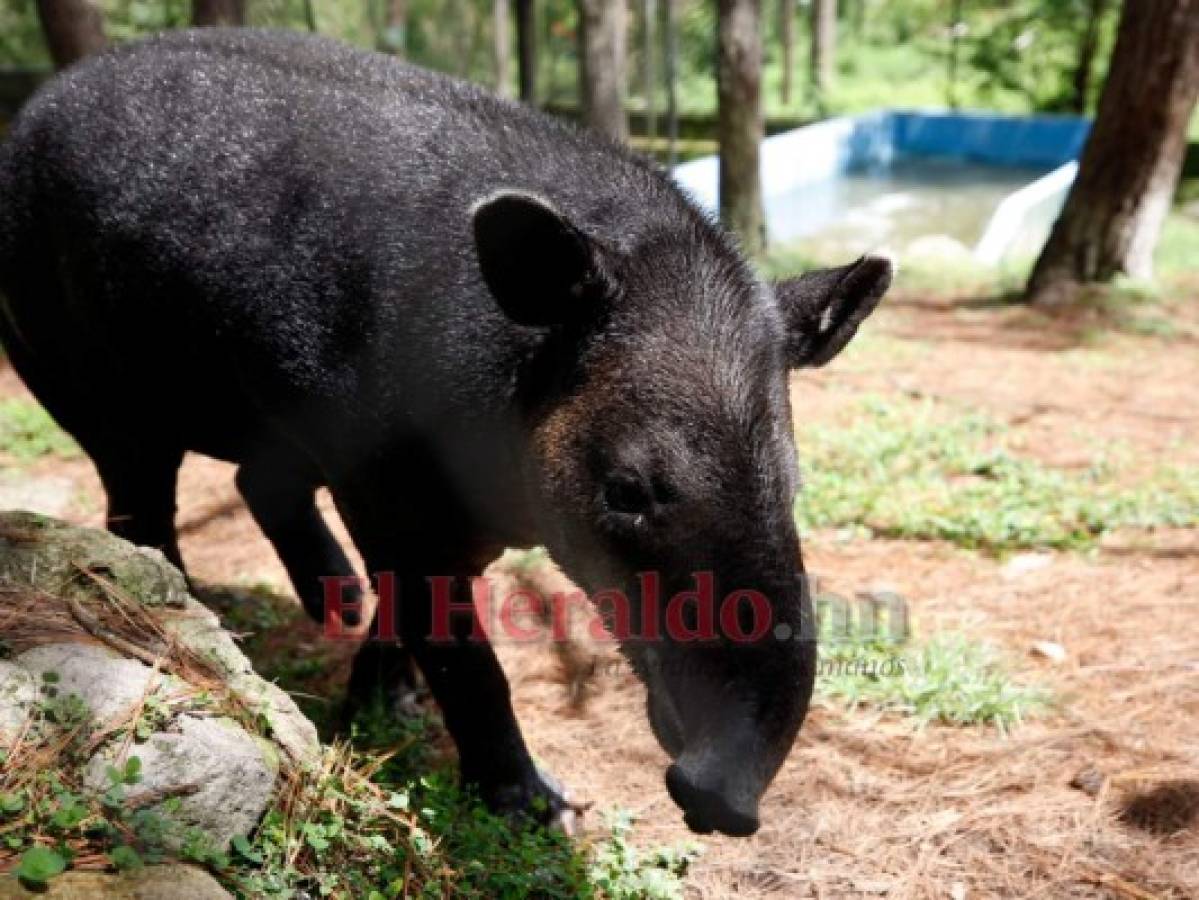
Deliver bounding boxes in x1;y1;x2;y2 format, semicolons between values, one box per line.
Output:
235;453;364;626
0;307;186;569
93;445;185;570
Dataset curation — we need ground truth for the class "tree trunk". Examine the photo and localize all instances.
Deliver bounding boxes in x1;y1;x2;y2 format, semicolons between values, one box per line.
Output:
1070;0;1109;114
642;0;657;144
495;0;513;97
946;0;963;108
851;0;866;39
35;0;106;69
780;0;795;105
809;0;836;104
192;0;245;27
516;0;537;104
376;0;408;57
718;0;765;257
664;0;679;164
577;0;628;142
1026;0;1199;304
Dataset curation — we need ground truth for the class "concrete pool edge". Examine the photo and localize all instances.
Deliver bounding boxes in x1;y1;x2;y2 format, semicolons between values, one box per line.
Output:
672;109;1092;266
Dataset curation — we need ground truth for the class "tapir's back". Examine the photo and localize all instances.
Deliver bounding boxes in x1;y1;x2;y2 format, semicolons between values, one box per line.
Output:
0;28;697;459
2;27;681;301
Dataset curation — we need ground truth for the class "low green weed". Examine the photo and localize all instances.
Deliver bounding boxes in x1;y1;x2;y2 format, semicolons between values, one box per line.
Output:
0;399;78;461
819;632;1049;732
796;396;1199;551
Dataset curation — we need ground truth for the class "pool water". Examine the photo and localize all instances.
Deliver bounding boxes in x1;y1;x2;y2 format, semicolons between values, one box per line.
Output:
768;158;1050;260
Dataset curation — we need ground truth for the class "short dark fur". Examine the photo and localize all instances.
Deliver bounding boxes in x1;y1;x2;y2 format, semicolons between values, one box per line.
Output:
0;29;889;835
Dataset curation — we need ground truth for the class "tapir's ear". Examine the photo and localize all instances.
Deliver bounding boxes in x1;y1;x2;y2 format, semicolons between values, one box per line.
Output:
773;255;893;367
471;191;613;327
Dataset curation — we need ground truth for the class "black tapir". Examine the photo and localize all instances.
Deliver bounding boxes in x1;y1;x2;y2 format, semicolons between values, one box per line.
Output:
0;29;890;836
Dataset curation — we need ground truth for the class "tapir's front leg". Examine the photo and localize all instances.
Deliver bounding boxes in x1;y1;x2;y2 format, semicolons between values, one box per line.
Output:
347;560;576;828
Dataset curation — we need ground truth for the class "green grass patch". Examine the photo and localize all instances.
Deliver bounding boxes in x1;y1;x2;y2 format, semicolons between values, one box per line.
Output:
0;400;78;461
197;587;699;897
1155;211;1199;279
814;595;1047;731
818;632;1049;732
243;700;700;900
795;396;1199;552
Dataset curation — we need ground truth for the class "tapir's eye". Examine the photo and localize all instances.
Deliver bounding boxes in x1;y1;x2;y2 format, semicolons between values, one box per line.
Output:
602;472;653;517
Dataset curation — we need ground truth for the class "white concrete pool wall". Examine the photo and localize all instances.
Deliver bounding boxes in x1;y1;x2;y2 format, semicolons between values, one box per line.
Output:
671;110;1091;264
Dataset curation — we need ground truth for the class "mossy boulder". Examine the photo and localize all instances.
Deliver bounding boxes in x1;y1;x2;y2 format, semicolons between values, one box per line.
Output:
0;511;320;877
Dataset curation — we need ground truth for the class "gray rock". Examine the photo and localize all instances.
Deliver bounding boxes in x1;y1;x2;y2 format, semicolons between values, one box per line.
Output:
0;661;34;742
16;643;175;725
85;714;279;851
164;603;319;766
0;512;319;766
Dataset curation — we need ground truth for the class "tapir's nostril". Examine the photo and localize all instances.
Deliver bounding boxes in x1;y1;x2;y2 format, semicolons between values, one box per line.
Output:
665;763;761;837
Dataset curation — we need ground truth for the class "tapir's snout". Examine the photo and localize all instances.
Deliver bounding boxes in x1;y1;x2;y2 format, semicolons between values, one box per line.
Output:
639;570;816;837
666;752;763;836
644;647;813;836
658;700;787;837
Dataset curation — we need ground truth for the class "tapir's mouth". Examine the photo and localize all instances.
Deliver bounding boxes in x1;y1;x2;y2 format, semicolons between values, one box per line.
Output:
666;760;761;836
646;684;766;836
624;574;817;838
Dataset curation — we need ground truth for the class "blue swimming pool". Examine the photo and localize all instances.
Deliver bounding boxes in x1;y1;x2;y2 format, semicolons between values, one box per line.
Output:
672;110;1091;265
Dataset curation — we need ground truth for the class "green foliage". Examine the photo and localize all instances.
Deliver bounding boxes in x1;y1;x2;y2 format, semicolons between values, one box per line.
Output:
6;679;262;887
0;0;48;68
105;755;144;790
207;700;699;898
100;0;191;44
0;610;701;897
0;399;79;461
819;632;1049;732
0;0;1130;124
38;672;92;730
109;844;144;871
587;810;699;900
760;0;1119;119
964;0;1118;113
795;395;1199;552
15;845;67;886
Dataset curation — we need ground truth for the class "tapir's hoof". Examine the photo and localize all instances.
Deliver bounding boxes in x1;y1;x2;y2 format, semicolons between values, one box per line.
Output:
477;767;590;835
541;771;593;837
393;684;428;719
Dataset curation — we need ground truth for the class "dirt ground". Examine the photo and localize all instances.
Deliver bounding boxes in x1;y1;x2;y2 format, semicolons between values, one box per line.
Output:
1;287;1196;899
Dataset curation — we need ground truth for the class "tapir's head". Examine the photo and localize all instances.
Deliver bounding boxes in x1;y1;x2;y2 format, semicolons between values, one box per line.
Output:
472;191;891;836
